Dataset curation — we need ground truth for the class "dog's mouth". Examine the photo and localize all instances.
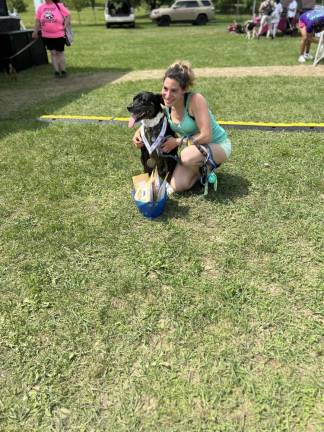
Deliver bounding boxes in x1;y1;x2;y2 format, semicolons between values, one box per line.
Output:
128;113;143;128
128;114;137;128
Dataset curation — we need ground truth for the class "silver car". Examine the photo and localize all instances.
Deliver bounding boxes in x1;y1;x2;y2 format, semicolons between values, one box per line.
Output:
150;0;215;26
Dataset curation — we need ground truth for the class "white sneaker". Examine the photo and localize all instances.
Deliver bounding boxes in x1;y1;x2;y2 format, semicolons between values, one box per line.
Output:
298;55;306;63
166;183;174;196
304;53;313;60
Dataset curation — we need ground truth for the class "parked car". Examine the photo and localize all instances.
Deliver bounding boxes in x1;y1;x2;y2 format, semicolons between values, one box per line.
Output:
104;0;135;28
150;0;215;26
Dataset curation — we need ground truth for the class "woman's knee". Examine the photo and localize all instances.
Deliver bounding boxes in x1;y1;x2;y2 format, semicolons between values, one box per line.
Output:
180;146;203;166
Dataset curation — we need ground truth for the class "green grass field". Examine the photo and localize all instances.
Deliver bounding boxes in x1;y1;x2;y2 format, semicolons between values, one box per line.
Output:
1;4;323;431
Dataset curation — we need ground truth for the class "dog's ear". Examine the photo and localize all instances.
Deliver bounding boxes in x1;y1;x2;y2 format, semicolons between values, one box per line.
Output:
140;91;155;103
154;93;164;106
154;94;166;111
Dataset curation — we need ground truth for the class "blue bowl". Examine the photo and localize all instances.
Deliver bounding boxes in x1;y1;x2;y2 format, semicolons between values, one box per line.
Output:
132;190;167;219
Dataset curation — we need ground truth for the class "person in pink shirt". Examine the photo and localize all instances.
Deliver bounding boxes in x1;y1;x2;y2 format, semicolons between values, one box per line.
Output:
32;0;71;78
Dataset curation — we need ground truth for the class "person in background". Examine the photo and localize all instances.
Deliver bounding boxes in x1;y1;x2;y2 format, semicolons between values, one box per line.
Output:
257;0;275;38
32;0;71;78
298;8;324;63
270;0;283;38
286;0;298;34
132;61;232;193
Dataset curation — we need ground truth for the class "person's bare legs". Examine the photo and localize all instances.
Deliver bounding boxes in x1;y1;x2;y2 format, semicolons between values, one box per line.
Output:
50;50;66;75
266;17;271;38
50;50;59;73
304;33;312;55
299;25;309;55
170;164;200;192
56;51;66;72
257;15;268;37
170;146;202;192
170;144;228;192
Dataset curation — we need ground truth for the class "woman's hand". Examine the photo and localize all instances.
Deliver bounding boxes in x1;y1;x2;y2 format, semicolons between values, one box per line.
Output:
161;136;179;153
33;20;40;39
132;129;144;148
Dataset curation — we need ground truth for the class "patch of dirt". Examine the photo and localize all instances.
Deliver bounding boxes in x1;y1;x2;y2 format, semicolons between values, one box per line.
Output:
0;71;124;120
2;66;323;119
112;65;324;83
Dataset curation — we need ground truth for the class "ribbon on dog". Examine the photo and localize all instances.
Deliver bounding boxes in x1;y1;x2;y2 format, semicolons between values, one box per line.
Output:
140;117;168;155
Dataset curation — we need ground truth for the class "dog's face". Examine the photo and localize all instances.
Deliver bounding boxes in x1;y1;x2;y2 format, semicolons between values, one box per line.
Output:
127;91;163;128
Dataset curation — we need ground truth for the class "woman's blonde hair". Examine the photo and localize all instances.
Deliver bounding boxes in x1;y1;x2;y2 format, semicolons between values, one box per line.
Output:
163;60;195;90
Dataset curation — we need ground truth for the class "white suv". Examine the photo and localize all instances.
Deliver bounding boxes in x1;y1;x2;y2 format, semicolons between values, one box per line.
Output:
104;0;135;28
150;0;215;26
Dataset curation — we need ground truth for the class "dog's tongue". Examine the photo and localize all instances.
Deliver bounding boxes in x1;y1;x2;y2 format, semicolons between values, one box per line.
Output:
128;115;136;128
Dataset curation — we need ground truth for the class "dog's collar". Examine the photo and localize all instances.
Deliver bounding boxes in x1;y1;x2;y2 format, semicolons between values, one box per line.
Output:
140;117;168;155
141;111;164;128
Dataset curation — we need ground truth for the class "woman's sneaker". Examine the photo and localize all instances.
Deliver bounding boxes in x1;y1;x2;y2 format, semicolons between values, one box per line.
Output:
54;71;61;78
298;55;306;63
60;71;67;78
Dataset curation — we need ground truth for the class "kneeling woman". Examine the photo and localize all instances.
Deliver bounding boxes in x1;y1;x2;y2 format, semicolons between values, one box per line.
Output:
133;61;232;193
160;61;231;192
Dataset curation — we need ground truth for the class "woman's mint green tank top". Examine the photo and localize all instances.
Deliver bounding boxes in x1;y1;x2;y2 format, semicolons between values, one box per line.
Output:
164;93;227;143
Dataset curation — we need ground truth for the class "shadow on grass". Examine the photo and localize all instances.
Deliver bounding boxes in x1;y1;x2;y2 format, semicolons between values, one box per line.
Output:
0;65;131;137
215;172;250;202
180;172;250;203
149;172;250;221
163;199;190;219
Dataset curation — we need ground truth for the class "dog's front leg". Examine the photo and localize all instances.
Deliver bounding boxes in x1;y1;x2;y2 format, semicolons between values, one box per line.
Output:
140;147;152;174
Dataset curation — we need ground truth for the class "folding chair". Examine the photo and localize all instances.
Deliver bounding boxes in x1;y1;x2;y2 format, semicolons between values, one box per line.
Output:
313;31;324;66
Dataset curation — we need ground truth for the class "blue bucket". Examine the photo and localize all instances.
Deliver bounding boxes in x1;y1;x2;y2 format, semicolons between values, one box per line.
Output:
132;190;168;219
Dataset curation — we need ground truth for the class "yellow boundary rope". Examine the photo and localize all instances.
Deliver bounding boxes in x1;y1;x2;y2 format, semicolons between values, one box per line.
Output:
39;115;324;129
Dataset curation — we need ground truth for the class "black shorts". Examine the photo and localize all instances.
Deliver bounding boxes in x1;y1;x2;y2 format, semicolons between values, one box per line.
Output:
42;37;65;52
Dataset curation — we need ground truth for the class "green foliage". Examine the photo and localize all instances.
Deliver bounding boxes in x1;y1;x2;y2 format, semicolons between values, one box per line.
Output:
7;0;27;13
215;0;254;14
64;0;92;12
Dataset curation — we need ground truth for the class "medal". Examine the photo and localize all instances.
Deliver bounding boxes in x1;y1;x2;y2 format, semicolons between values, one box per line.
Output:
140;117;167;155
147;158;156;169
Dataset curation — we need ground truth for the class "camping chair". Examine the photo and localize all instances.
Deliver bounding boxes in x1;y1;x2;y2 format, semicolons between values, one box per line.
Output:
313;31;324;66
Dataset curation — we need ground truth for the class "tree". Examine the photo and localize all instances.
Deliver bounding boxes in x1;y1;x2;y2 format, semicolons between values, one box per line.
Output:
213;0;254;14
64;0;90;24
90;0;97;23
